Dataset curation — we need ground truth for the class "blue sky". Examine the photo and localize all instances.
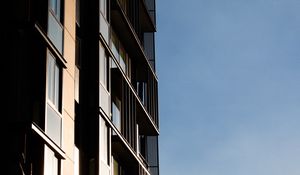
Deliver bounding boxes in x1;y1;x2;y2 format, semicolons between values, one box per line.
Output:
156;0;300;174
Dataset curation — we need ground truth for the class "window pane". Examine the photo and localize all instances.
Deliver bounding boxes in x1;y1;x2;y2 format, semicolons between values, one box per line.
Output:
54;64;60;108
56;0;61;18
48;12;63;53
47;52;60;109
44;145;59;175
119;44;126;73
46;104;62;146
49;0;56;13
49;0;61;19
47;53;55;102
100;14;109;43
113;158;119;175
100;85;110;116
100;0;107;18
119;0;127;14
99;44;107;87
100;117;108;164
111;31;119;61
112;101;121;131
46;51;62;147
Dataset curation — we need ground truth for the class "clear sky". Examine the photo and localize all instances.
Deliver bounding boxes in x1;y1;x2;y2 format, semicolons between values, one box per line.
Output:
156;0;300;175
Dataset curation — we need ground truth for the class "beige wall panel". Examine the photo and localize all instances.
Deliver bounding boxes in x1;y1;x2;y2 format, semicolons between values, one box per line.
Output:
62;111;75;160
64;31;75;77
62;71;75;119
64;0;76;38
62;157;75;175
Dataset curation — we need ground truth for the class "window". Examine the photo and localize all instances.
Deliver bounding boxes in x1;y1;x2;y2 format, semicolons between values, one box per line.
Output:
46;51;62;147
113;158;119;175
119;44;126;73
126;56;131;81
111;30;119;60
48;0;64;53
112;99;121;131
44;145;60;175
119;0;128;14
99;0;109;42
112;157;127;175
99;116;110;175
137;81;147;106
49;0;62;19
99;43;110;116
99;43;108;89
76;0;80;25
110;30;129;76
100;0;107;19
100;117;109;164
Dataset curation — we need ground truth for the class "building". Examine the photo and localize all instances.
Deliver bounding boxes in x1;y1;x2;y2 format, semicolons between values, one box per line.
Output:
3;0;159;174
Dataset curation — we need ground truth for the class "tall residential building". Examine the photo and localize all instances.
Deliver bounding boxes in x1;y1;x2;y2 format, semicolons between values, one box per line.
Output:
3;0;159;175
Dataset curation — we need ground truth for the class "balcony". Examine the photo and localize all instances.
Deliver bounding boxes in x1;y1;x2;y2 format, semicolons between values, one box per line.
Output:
111;130;151;175
140;0;156;32
110;0;158;80
111;62;159;136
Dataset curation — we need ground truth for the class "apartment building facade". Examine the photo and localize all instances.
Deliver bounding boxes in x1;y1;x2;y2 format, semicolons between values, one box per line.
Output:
3;0;159;175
